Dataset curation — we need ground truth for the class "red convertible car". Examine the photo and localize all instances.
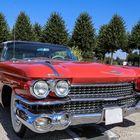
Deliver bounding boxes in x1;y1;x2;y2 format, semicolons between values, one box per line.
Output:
0;41;140;137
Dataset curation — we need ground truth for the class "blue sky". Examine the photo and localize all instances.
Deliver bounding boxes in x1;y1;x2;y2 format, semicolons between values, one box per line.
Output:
0;0;140;59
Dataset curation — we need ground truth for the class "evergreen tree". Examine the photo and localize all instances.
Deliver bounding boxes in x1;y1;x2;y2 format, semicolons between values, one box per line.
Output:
129;21;140;49
122;32;131;53
96;24;109;62
106;15;127;64
0;13;10;43
33;22;42;42
70;13;95;60
129;21;140;66
13;12;33;41
42;12;68;45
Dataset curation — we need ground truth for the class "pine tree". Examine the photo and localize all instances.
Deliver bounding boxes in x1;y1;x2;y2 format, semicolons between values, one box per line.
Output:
13;12;33;41
42;12;68;45
130;21;140;49
129;21;140;66
96;24;109;61
33;22;42;42
122;32;131;54
0;13;10;43
70;13;95;60
106;15;127;64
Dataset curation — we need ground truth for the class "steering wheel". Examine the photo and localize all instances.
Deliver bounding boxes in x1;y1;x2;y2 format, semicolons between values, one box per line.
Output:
52;55;65;60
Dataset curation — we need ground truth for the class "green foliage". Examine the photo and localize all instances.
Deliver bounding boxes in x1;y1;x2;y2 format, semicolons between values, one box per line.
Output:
104;15;127;64
128;21;140;66
71;46;83;61
42;12;68;45
129;21;140;50
123;32;132;53
96;24;108;61
33;22;42;42
107;15;127;52
0;13;10;43
127;52;139;66
127;52;139;61
70;13;95;60
14;12;33;41
112;60;119;65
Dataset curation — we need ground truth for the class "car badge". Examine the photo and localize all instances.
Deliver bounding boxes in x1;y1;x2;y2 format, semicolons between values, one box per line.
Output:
102;70;123;75
48;74;64;77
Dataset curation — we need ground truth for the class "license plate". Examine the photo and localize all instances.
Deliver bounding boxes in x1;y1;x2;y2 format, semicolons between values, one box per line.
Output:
105;107;123;125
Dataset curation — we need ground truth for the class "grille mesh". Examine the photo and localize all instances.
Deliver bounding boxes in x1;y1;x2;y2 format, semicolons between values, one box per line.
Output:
69;82;134;98
62;97;136;114
25;97;137;114
44;97;135;114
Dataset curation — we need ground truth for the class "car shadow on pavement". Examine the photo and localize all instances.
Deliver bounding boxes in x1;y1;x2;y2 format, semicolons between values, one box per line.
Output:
104;118;136;130
0;105;136;140
69;124;110;140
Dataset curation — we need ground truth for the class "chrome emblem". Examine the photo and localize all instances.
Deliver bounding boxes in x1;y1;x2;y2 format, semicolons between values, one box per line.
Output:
48;74;64;77
102;70;123;75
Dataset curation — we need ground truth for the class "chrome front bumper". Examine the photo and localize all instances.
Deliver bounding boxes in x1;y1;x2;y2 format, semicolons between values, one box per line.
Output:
15;95;140;133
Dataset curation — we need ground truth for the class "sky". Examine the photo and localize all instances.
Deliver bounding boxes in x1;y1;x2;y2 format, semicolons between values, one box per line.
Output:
0;0;140;59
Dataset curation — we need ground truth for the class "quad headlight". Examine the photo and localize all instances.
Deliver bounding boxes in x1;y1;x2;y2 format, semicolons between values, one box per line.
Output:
31;81;49;99
30;80;69;99
55;80;69;97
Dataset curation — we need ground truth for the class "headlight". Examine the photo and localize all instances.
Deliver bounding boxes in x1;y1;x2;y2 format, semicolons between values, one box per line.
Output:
31;81;49;99
55;81;69;97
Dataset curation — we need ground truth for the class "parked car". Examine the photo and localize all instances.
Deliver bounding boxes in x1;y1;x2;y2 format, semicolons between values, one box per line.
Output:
0;41;140;138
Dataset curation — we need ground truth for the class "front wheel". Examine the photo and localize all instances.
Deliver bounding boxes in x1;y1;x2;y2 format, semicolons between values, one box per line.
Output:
11;94;27;138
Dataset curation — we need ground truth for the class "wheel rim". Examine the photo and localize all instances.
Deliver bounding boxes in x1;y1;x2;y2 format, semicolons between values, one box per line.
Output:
11;94;22;133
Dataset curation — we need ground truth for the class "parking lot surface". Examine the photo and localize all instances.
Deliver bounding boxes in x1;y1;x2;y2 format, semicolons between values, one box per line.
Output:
0;106;140;140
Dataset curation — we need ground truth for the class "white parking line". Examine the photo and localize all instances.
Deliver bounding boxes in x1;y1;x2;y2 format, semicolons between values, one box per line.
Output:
94;125;120;140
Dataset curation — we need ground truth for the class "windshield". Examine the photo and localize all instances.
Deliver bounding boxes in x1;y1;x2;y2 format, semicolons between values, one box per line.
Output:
3;42;77;61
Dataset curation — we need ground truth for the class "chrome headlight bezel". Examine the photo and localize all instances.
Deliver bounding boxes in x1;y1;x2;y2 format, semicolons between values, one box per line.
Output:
54;80;70;97
30;80;49;99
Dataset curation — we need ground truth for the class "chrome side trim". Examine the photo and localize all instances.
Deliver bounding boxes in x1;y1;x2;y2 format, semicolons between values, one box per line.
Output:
16;95;136;106
16;95;70;105
70;82;133;87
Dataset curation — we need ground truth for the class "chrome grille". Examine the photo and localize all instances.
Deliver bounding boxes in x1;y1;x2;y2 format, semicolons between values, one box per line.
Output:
25;97;137;115
59;97;136;114
26;97;137;114
69;82;134;98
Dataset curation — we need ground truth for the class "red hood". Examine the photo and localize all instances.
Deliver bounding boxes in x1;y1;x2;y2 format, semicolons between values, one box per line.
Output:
1;60;137;84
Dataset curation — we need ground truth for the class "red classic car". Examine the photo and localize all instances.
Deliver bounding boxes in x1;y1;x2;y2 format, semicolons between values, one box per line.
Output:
0;41;140;138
